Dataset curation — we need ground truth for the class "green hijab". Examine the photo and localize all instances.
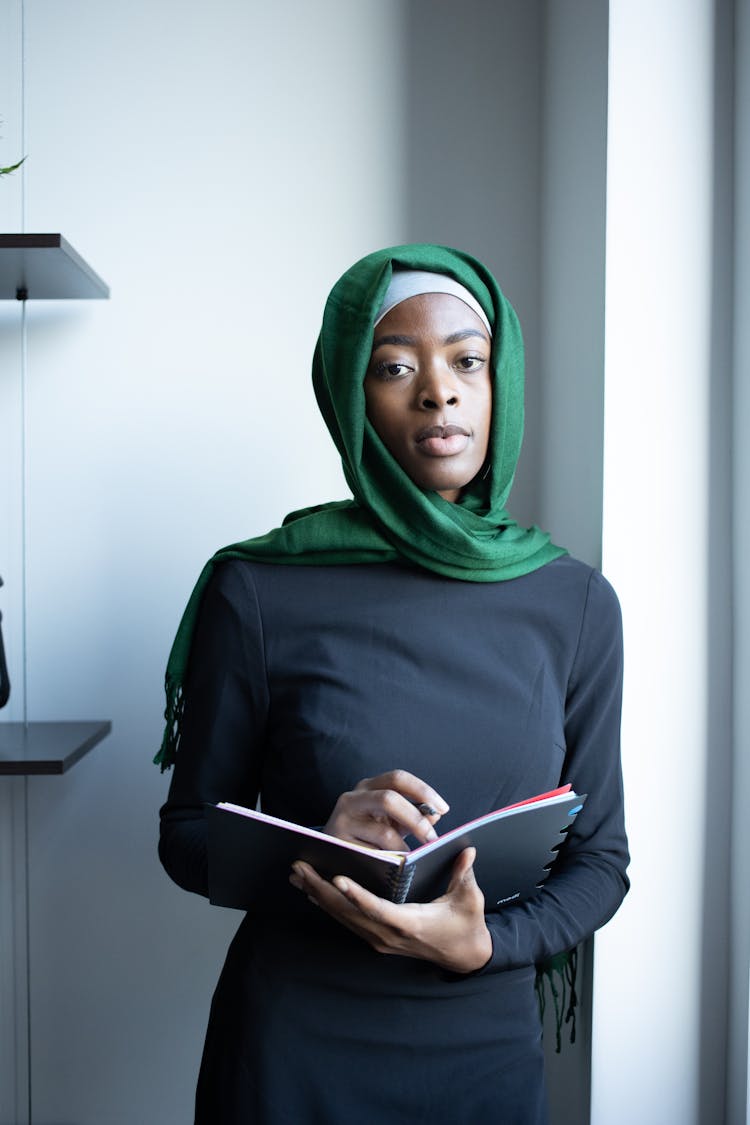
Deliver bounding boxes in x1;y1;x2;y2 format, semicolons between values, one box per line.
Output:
155;243;566;769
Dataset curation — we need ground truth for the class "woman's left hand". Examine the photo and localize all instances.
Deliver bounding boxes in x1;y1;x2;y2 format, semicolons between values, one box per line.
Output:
289;847;493;974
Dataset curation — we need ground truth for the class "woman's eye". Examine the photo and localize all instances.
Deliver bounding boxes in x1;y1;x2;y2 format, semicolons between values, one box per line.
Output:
456;354;486;372
373;361;411;380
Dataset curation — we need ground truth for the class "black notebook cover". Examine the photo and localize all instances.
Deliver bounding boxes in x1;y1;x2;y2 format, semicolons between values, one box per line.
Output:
207;790;585;911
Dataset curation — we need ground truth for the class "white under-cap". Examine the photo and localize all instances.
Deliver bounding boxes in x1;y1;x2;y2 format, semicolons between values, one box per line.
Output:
373;270;492;335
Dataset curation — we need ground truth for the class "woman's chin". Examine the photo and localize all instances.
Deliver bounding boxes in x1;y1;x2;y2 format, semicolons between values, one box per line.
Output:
408;461;482;500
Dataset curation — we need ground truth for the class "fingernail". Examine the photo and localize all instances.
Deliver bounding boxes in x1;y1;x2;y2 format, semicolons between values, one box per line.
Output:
289;874;303;890
426;827;438;842
334;877;349;894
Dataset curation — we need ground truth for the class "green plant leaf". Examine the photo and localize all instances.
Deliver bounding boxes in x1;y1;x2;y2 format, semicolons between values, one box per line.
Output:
0;156;26;176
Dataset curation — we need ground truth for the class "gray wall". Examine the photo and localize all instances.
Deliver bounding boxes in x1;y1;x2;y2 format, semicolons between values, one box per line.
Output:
403;0;545;527
539;0;609;568
402;0;608;567
701;1;735;1120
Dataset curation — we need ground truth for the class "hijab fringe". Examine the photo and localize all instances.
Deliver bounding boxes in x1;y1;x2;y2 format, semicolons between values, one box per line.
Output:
534;946;578;1053
155;673;184;772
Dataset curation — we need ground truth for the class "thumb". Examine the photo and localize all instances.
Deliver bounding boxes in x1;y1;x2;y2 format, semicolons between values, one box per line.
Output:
446;846;478;895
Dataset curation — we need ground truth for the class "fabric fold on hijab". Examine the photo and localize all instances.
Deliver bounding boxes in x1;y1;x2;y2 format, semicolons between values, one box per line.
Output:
155;243;566;769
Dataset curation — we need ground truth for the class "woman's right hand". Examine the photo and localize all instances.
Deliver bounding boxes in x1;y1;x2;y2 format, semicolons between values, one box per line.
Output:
323;770;449;851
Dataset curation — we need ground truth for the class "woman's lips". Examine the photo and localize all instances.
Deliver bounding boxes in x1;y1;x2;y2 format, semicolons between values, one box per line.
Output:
415;424;470;457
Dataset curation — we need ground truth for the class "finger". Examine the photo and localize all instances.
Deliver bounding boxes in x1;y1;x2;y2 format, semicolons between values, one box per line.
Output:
291;863;387;936
355;770;449;816
292;862;397;931
291;862;358;916
291;861;328;896
350;823;412;851
289;862;322;905
330;798;433;851
355;789;441;845
331;875;403;927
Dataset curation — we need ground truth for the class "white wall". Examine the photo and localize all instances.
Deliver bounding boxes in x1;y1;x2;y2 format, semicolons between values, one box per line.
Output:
594;2;721;1123
1;2;406;1121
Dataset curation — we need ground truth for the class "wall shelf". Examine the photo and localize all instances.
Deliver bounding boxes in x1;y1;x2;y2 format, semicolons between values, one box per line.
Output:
0;227;111;1125
0;233;109;300
0;720;112;775
0;721;111;1121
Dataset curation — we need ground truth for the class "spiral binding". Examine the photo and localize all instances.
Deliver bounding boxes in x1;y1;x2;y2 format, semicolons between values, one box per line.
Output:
386;861;415;904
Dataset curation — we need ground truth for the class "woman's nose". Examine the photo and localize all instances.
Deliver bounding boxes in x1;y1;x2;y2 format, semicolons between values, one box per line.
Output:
416;366;459;409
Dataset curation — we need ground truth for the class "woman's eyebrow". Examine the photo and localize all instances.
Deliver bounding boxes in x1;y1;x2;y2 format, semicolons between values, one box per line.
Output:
371;333;418;350
443;329;490;345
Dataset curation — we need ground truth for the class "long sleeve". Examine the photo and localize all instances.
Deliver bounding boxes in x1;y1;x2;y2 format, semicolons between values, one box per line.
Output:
478;568;629;973
158;562;270;897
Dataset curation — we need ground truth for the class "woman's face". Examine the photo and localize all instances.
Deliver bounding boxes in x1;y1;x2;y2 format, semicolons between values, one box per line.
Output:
364;292;492;502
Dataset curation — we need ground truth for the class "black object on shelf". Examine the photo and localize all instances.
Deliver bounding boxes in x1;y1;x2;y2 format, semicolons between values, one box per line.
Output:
0;720;112;775
0;233;109;300
0;576;9;709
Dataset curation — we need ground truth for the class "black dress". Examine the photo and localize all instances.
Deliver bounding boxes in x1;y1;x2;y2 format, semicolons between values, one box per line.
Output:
159;557;629;1125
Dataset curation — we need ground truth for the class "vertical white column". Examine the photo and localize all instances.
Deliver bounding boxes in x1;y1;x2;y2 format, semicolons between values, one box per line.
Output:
594;2;714;1123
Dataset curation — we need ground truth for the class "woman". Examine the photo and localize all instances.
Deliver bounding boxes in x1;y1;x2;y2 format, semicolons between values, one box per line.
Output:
157;243;629;1124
